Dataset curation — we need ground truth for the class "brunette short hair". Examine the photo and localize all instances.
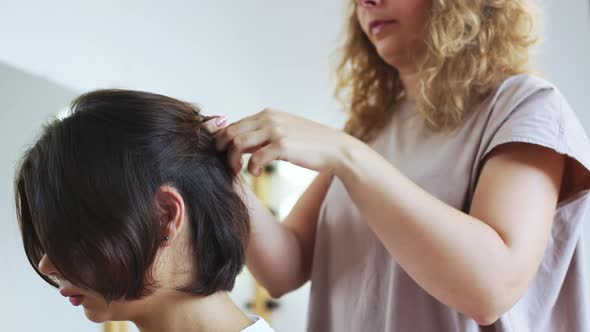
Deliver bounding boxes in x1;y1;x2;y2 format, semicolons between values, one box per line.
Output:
14;89;250;301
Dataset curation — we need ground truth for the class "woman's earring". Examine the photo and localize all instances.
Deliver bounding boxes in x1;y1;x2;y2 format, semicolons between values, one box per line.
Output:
163;235;169;241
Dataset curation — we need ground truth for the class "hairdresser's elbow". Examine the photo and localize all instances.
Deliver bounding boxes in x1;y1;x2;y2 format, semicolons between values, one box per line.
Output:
463;298;505;326
263;276;308;299
472;309;503;326
267;287;288;299
252;266;310;299
258;281;291;299
466;285;517;326
246;276;284;299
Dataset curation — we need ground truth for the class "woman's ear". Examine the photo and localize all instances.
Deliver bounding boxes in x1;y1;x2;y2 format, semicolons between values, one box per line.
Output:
155;185;186;246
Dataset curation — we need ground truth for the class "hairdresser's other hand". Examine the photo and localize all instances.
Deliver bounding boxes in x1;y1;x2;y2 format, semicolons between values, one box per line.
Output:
213;108;355;176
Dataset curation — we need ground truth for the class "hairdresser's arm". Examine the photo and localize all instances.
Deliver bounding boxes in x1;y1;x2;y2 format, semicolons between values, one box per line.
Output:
238;172;331;298
333;140;563;325
213;109;564;325
203;117;331;297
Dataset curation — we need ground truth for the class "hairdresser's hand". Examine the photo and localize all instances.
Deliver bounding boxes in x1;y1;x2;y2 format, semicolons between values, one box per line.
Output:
203;110;356;176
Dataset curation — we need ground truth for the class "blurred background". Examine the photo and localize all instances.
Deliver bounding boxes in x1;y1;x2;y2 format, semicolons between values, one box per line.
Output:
1;0;588;331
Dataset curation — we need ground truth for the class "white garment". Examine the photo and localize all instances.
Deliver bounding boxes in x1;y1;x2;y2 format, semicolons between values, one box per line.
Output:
240;315;274;332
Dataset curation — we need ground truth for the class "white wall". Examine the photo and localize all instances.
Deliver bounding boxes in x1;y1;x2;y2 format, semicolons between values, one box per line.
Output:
0;0;588;331
0;0;346;127
537;0;590;124
537;0;590;262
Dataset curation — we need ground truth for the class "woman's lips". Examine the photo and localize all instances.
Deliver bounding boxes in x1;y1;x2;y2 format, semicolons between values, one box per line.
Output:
369;19;397;36
61;288;85;306
69;295;85;306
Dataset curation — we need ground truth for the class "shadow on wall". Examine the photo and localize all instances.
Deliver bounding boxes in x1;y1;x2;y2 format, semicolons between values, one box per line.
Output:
0;61;78;213
0;62;97;332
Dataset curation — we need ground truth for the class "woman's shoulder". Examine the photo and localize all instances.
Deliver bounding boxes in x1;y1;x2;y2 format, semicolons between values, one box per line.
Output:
499;73;555;89
491;73;565;107
480;73;575;134
479;72;590;184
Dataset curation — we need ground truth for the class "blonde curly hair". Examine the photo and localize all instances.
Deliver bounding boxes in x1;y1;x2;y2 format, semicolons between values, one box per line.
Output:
336;0;540;142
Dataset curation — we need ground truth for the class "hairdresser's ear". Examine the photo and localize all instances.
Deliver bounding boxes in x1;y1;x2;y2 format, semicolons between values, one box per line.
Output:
155;185;186;246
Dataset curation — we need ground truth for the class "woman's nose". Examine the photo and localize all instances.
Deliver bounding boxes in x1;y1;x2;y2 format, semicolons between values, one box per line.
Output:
358;0;382;8
38;254;59;277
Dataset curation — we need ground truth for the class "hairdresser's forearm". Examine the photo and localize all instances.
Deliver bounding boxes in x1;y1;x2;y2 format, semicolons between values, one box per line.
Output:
239;185;308;297
333;137;517;323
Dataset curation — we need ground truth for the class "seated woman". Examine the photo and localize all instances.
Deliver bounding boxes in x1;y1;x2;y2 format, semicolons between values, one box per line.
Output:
14;90;273;332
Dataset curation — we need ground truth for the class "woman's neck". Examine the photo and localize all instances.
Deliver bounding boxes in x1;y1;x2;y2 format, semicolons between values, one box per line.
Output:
131;291;252;332
399;68;419;102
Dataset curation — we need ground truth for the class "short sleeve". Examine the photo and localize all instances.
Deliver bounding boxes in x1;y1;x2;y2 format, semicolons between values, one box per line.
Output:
478;74;590;202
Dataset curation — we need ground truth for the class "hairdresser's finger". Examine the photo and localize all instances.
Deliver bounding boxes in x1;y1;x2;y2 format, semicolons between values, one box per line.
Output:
226;131;267;173
248;142;283;177
215;116;262;151
202;116;228;134
226;144;241;174
227;144;250;174
232;130;269;154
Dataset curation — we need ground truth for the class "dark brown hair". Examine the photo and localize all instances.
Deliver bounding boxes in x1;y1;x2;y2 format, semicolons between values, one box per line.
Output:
14;89;250;301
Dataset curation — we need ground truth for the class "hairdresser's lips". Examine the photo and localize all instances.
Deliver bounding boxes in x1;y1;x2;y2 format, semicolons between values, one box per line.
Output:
369;19;397;37
61;289;85;306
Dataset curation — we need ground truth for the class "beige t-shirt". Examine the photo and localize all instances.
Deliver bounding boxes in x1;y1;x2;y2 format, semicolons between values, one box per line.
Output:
307;74;590;332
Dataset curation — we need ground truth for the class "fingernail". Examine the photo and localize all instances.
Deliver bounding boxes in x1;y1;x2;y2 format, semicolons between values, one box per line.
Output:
215;116;228;127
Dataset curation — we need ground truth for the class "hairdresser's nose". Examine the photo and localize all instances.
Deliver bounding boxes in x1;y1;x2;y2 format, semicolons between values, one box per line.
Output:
38;254;59;277
357;0;382;8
